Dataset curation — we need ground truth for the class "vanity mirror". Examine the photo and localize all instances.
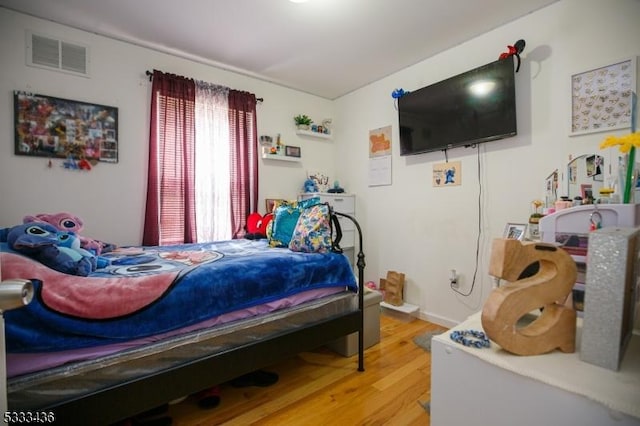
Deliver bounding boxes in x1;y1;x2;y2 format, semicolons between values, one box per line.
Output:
567;154;604;202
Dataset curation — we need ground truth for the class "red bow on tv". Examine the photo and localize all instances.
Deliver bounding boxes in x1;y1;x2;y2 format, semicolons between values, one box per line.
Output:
499;39;526;72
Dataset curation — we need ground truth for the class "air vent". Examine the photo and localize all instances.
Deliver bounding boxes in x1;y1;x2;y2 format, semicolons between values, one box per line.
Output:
26;31;89;77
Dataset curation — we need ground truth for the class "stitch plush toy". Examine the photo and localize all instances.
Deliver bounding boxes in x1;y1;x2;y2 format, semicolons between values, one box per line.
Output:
303;178;318;193
23;212;107;254
4;222;100;276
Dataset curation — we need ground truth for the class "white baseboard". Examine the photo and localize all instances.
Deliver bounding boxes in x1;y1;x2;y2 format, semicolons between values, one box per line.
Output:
417;310;458;328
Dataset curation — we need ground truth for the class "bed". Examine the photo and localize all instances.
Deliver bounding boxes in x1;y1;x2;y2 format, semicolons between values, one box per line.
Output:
0;212;366;425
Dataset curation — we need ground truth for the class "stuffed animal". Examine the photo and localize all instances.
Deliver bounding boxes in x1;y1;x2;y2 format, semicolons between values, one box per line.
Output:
4;222;101;276
246;212;273;240
23;212;106;254
303;178;318;193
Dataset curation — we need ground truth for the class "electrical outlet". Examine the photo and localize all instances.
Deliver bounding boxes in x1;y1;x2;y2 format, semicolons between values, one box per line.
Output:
450;269;459;289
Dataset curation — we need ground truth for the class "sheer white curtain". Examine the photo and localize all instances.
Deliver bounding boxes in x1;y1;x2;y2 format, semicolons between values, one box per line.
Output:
195;81;231;241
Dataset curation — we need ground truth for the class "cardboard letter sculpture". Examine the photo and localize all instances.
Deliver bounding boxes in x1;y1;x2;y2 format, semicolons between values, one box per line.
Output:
481;239;577;355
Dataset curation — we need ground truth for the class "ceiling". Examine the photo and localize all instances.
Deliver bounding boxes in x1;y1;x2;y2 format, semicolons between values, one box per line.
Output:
0;0;558;100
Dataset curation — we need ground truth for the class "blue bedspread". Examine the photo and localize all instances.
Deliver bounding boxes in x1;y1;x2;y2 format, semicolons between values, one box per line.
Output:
1;239;356;352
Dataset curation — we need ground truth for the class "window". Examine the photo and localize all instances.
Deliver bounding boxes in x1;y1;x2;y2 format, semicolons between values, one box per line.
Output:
143;71;258;246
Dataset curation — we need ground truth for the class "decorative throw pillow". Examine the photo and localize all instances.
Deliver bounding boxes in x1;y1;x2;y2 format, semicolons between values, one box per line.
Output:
289;203;332;253
268;197;320;248
246;212;273;238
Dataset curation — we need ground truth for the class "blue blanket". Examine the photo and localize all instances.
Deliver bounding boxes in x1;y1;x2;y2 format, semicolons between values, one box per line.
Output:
1;239;356;352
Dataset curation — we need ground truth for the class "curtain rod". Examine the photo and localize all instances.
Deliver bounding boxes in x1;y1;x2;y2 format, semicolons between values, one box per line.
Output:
145;70;263;103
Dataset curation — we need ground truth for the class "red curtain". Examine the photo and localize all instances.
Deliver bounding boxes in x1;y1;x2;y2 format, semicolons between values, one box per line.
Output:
228;90;258;239
143;70;197;246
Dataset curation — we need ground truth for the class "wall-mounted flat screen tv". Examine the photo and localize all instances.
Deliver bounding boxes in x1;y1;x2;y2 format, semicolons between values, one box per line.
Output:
398;56;517;156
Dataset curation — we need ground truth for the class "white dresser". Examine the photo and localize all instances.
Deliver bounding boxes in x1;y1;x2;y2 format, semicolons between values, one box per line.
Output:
431;312;640;426
298;192;356;263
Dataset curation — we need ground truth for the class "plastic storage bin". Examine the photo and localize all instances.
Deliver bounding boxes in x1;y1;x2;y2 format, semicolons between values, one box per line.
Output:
326;289;382;356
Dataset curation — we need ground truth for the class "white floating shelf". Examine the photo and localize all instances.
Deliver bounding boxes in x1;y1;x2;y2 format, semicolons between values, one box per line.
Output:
380;301;419;315
296;129;332;140
261;146;301;162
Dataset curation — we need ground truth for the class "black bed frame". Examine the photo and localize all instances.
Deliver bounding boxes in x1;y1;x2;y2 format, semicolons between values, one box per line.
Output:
10;212;365;425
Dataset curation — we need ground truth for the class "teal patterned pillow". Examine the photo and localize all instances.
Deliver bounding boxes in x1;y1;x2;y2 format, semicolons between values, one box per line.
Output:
269;197;320;248
289;203;332;253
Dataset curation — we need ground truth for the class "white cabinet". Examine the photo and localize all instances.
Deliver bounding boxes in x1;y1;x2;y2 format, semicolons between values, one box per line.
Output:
298;193;356;267
431;312;640;426
298;192;355;249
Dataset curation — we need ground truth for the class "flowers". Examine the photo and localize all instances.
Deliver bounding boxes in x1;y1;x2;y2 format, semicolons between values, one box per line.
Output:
599;92;637;203
599;133;637;203
530;199;544;223
599;132;640;153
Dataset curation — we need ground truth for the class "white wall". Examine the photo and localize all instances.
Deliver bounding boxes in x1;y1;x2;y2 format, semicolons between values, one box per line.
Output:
2;1;639;326
0;7;335;246
334;0;640;326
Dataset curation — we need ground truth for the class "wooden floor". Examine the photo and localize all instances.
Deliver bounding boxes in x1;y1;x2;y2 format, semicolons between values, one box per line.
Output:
165;312;447;425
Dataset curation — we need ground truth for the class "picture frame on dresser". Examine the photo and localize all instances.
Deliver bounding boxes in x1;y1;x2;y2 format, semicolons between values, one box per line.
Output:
503;223;527;240
265;198;286;214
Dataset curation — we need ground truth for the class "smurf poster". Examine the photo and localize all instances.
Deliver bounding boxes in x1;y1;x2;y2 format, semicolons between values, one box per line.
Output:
432;161;461;187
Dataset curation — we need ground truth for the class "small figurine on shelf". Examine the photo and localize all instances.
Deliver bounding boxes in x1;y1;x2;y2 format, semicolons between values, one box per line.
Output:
327;180;344;193
259;135;273;146
303;178;318;193
321;119;332;134
308;172;329;192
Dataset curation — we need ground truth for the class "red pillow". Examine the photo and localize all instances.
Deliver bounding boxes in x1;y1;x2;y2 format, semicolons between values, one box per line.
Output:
247;212;273;236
